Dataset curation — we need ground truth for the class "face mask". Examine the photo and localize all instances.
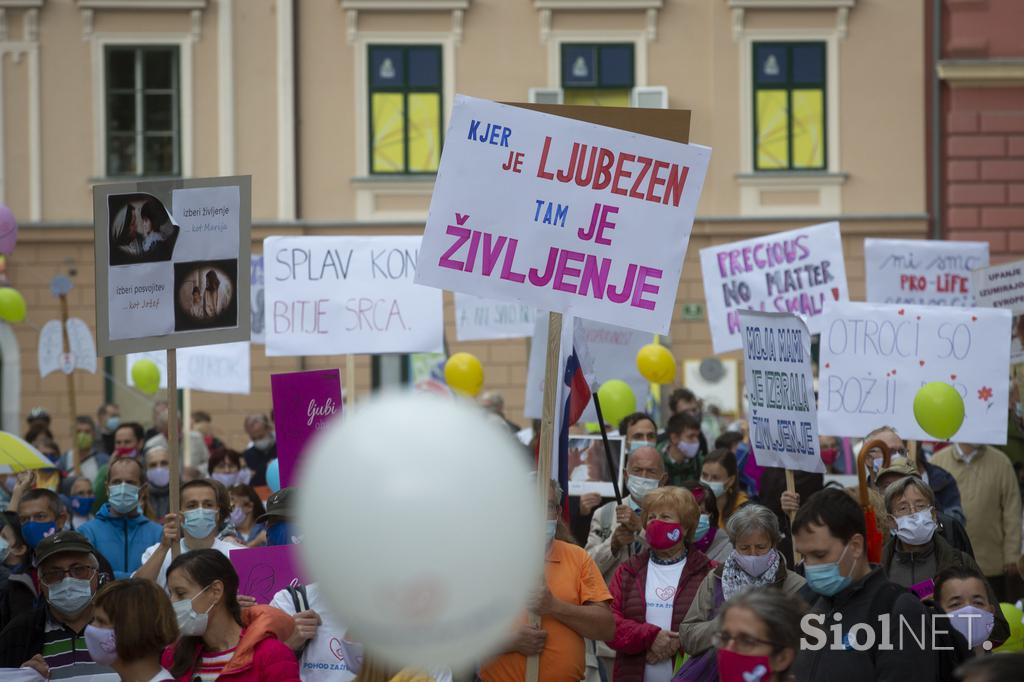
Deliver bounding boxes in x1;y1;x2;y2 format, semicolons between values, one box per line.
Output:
84;625;118;666
677;441;700;460
545;519;557;544
628;440;652;454
626;475;659;502
229;506;246;527
717;648;772;682
267;521;294;547
0;537;9;563
894;508;937;546
105;416;121;432
733;550;775;578
804;544;853;597
108;483;140;515
212;472;239;487
820;448;839;467
46;576;94;616
173;584;215;636
75;432;94;451
22;521;57;549
147;466;170;487
114;447;137;458
70;496;95;516
647;519;683;550
182;508;218;539
693;514;711;541
701;478;727;498
254;437;274;450
948;605;995;649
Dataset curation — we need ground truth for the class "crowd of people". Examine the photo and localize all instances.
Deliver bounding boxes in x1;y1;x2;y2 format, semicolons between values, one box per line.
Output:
0;387;1022;682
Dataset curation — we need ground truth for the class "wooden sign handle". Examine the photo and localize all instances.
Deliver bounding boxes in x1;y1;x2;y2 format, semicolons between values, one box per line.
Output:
168;349;181;559
58;294;79;475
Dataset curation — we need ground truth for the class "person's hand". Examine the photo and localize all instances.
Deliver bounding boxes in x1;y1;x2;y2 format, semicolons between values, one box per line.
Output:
13;470;36;493
512;623;547;656
285;609;321;649
780;491;801;515
646;630;679;663
580;493;603;517
21;654;49;678
526;584;556;616
237;594;257;609
615;504;641;532
610;523;636;555
161;513;181;548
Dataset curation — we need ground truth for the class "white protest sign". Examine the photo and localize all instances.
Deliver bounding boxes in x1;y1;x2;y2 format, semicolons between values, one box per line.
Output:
415;95;711;335
739;311;823;473
264;236;444;356
38;319;97;378
128;341;251;394
972;259;1024;364
251;254;265;344
454;293;536;341
818;302;1011;444
699;222;849;354
864;238;988;307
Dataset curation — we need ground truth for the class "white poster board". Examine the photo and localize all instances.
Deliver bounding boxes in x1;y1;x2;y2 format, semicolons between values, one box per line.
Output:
454;293;536;341
972;259;1024;364
250;254;265;344
415;95;711;335
818;302;1011;444
128;341;252;395
682;358;739;414
699;222;849;354
38;319;98;378
739;311;823;473
864;238;989;307
263;236;444;356
567;434;625;497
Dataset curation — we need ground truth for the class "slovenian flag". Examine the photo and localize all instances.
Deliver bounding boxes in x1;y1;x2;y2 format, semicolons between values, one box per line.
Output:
554;317;594;504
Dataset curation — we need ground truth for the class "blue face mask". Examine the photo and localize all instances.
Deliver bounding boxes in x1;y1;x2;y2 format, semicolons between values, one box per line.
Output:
267;522;294;547
182;508;218;539
693;513;711;541
628;440;652;454
804;544;853;597
108;483;140;515
70;496;96;516
22;521;57;549
545;519;558;544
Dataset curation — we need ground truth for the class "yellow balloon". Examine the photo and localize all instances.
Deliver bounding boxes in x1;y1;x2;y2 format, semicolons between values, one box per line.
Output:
0;287;26;323
444;352;484;397
131;359;161;395
636;343;676;384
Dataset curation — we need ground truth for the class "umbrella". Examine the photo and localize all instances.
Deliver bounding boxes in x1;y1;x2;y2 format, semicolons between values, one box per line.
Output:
0;431;56;474
857;439;892;564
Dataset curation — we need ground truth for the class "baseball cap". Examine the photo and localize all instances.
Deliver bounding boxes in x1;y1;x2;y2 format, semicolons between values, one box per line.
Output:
256;487;294;524
27;407;50;422
33;530;95;566
875;456;918;484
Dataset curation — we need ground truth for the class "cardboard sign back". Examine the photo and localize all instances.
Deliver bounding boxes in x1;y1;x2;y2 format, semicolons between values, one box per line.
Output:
505;103;691;144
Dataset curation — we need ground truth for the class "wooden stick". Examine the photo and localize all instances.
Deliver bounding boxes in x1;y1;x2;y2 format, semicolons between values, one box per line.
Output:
785;469;800;563
907;440;918;470
58;294;79;475
182;388;192;467
168;349;181;559
345;355;356;407
526;311;562;682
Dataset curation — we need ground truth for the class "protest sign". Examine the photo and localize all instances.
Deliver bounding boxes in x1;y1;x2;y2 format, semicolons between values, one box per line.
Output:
128;342;251;394
454;293;536;341
567;434;625;497
415;95;711;336
864;238;988;307
230;546;305;604
272;369;343;488
739;311;823;474
251;254;265;344
972;259;1024;364
700;222;849;354
682;358;739;414
93;176;251;355
818;302;1011;444
264;235;443;356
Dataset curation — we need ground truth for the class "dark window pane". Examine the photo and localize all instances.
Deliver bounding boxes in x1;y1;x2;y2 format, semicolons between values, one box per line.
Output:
143;135;175;175
562;45;597;87
599;45;634;88
143;50;175;89
107;94;136;132
107;49;135;89
754;44;788;85
144;94;174;131
407;47;440;88
792;44;825;84
108;135;136;176
370;47;404;88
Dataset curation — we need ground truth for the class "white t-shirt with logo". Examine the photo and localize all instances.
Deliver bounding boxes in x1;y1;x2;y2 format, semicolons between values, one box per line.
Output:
271;583;356;682
644;557;685;682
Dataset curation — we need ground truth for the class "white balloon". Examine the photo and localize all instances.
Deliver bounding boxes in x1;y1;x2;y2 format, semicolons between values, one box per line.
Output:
297;391;544;671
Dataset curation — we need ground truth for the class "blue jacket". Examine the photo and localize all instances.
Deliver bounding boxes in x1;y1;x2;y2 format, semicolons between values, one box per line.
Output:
924;461;966;526
79;504;164;579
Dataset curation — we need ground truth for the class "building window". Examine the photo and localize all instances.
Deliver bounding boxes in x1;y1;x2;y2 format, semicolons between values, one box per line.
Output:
753;42;826;171
369;45;443;174
561;43;635;107
105;46;180;177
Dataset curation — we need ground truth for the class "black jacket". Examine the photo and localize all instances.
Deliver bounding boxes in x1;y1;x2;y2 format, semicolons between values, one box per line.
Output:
0;604;47;668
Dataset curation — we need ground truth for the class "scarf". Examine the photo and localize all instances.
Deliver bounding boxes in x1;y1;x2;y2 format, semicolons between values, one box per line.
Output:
720;549;781;600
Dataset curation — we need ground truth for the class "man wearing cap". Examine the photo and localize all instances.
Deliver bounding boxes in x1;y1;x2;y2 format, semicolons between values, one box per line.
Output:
0;530;113;679
26;407;51;434
260;487;298;546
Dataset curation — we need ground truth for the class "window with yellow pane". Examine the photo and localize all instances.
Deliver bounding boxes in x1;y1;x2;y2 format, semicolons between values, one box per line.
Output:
753;42;826;171
369;45;443;174
561;44;634;107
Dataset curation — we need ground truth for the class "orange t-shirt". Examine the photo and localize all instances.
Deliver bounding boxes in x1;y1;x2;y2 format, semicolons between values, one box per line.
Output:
480;540;612;682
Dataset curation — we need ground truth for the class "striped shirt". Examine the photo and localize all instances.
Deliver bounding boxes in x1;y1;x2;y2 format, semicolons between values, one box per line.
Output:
42;612;113;679
196;645;237;681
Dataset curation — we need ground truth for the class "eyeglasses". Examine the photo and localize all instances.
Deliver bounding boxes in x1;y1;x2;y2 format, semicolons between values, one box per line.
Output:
40;564;97;585
892;504;932;517
712;631;780;654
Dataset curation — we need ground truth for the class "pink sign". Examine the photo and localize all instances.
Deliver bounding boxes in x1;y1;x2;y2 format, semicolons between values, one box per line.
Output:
271;368;343;487
230;545;306;604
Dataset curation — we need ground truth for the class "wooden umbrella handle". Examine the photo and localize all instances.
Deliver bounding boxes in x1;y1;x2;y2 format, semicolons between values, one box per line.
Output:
857;439;891;508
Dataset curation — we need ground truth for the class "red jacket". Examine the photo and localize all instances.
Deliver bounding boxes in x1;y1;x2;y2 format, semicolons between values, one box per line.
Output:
608;549;715;682
161;605;300;682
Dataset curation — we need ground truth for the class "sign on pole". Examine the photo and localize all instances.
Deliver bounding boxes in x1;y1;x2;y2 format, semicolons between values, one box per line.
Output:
454;293;536;341
971;258;1024;364
864;238;989;307
271;369;343;489
251;254;265;344
128;342;252;395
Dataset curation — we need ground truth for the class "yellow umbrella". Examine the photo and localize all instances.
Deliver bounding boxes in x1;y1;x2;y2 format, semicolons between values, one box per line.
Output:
0;431;55;474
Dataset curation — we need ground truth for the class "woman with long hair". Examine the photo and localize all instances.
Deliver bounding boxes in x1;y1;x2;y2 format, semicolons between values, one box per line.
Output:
88;578;179;681
204;270;223;319
227;484;266;547
700;449;749;529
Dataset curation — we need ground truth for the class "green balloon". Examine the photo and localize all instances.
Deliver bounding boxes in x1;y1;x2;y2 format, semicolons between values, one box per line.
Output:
0;287;26;323
913;382;965;441
596;380;637;429
131;359;161;395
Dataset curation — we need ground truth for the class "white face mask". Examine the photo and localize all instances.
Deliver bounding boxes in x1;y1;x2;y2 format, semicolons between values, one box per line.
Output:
894;508;937;546
948;605;995;649
173;583;215;637
626;475;659;502
701;478;726;498
677;441;700;459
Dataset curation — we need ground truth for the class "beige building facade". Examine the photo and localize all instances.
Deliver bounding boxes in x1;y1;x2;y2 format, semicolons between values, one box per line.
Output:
0;0;927;450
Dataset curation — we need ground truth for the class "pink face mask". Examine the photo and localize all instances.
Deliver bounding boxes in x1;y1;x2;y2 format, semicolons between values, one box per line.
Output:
717;648;772;682
820;448;839;466
646;519;683;550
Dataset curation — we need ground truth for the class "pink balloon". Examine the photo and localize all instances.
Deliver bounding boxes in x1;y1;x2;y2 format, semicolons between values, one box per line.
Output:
0;205;17;255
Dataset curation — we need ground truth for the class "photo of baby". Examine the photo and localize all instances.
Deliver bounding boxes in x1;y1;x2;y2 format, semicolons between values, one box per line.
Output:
566;435;624;498
108;193;180;265
174;259;238;332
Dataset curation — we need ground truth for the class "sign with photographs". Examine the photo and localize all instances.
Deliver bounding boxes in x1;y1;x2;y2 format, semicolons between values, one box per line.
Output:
93;176;252;355
566;434;625;498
